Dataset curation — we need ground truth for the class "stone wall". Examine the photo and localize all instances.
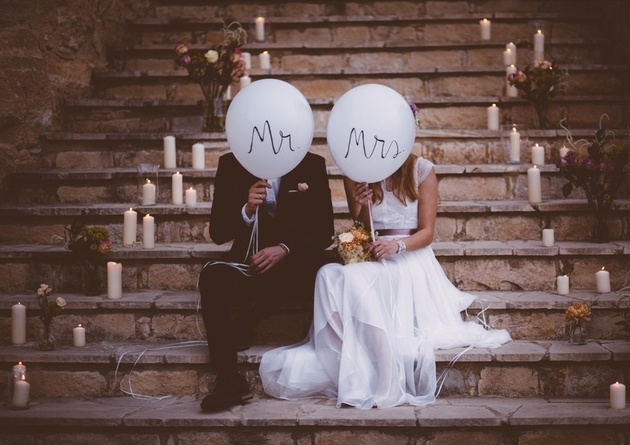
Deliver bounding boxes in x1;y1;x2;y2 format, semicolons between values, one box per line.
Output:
0;0;153;198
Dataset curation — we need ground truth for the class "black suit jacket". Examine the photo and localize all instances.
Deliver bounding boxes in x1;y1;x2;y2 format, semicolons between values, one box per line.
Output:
210;152;334;271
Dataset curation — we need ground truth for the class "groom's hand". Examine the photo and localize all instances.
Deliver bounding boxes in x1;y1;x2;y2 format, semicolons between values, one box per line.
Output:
249;245;287;275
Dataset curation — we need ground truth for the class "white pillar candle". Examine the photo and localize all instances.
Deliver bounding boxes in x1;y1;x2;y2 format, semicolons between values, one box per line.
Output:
142;179;156;205
259;51;271;69
12;378;30;409
531;143;545;165
534;29;545;62
239;75;251;89
163;135;176;169
487;104;499;130
527;165;542;204
610;382;626;409
542;228;554;247
503;48;515;66
506;64;518;97
505;42;517;65
192;143;205;170
479;18;491;40
255;16;265;41
172;172;183;205
224;85;231;101
143;214;155;249
509;126;521;162
123;208;137;246
185;187;197;207
241;52;252;70
107;261;122;300
11;302;26;345
73;324;86;347
596;267;611;293
556;275;569;295
559;146;569;158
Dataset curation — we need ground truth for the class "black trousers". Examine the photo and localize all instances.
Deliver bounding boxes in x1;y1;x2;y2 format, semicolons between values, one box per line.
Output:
198;259;316;377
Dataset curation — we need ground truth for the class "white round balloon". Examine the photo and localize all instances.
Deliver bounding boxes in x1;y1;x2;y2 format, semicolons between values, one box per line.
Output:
225;79;314;179
326;84;416;183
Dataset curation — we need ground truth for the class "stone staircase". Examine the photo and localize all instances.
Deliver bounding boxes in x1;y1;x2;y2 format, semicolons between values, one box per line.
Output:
1;0;630;443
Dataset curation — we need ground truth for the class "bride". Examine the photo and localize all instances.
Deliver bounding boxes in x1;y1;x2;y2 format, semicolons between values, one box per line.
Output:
259;153;512;409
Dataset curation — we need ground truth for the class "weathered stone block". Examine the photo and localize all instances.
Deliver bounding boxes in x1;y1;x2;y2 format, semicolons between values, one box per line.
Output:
31;370;107;398
152;313;205;340
116;369;199;397
45;433;161;445
479;366;540;397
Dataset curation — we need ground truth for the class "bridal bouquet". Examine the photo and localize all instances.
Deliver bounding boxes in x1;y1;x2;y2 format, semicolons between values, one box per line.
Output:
333;221;375;264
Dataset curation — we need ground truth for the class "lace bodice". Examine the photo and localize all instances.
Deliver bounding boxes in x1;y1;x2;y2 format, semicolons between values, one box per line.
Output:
371;157;434;231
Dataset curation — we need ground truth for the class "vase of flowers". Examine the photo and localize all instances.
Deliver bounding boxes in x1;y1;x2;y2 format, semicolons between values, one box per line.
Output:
556;117;630;243
175;22;247;132
507;60;567;129
36;284;66;351
333;221;375;265
564;300;598;345
65;224;112;295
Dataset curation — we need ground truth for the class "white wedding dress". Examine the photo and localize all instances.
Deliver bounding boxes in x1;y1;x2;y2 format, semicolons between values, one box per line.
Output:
259;157;512;409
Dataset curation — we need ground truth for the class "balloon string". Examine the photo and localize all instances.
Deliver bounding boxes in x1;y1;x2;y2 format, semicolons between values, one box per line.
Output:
368;197;376;241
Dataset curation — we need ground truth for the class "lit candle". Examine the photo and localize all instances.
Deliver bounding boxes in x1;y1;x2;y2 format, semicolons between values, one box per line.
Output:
505;42;517;65
107;261;122;300
610;382;626;409
143;214;155;249
542;228;554;247
487;104;499;130
11;302;26;345
596;267;611;293
192;143;205;170
239;75;251;89
503;48;515;66
527;165;542;204
241;52;252;70
142;179;156;205
73;324;86;347
12;376;30;409
186;187;197;207
506;64;518;97
123;208;137;246
559;146;569;158
255;16;265;41
479;18;491;40
534;29;545;61
531;143;545;165
259;51;271;69
163;135;176;169
556;275;569;295
172;172;183;205
509;126;521;163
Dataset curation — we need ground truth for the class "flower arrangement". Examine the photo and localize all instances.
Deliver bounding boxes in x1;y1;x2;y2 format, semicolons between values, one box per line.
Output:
564;299;598;345
410;102;420;127
65;224;112;295
507;60;567;129
36;284;66;350
333;221;375;264
175;21;247;132
556;117;630;242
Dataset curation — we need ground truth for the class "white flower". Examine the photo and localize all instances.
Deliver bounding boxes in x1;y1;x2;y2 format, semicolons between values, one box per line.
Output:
55;297;66;307
338;232;354;243
37;284;52;297
204;50;219;63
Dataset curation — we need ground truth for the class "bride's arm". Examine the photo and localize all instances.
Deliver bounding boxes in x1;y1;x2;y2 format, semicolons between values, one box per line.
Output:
403;167;438;250
343;176;372;227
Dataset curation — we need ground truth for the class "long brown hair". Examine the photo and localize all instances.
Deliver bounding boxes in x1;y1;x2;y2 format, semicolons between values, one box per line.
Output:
371;154;418;205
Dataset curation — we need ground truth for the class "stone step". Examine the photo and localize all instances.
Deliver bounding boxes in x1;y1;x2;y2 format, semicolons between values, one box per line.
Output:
2;396;628;444
0;241;627;293
1;199;629;244
0;290;618;345
61;95;629;133
7;163;630;204
0;337;627;399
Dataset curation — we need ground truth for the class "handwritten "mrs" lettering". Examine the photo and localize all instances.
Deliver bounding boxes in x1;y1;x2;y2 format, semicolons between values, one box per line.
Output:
344;128;403;160
248;120;296;155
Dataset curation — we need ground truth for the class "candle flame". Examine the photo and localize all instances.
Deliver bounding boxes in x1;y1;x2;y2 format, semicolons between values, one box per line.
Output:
146;179;151;184
512;127;517;132
601;267;606;271
537;29;542;34
482;18;488;22
78;324;82;327
18;362;22;365
491;103;496;107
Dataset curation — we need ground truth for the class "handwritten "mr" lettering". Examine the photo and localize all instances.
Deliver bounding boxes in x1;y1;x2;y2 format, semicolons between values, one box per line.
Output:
344;128;403;160
248;120;296;155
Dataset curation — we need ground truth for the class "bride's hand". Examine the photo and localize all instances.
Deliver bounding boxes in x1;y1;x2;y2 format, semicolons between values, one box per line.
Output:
353;182;373;207
371;239;397;259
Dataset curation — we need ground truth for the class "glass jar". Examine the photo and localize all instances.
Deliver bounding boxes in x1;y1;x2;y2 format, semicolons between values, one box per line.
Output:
8;362;30;409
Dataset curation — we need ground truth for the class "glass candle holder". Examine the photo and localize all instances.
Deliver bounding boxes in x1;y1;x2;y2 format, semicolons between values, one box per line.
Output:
137;163;160;205
8;362;30;410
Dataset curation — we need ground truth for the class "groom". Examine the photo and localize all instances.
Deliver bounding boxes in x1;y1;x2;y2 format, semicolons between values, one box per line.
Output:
198;151;334;412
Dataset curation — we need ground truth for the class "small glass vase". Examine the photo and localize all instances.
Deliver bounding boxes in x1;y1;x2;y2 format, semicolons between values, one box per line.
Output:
591;209;611;243
82;259;103;296
202;95;225;133
38;324;57;351
8;364;30;409
566;318;588;345
532;102;549;130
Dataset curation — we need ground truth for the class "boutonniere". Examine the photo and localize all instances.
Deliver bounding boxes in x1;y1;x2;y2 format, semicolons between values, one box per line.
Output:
289;182;309;193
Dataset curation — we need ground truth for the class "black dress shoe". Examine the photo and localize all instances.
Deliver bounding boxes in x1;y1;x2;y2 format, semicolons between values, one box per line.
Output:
200;374;253;412
234;325;253;351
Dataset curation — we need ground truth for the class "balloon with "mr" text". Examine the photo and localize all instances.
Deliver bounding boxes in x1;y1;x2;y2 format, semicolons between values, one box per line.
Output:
326;84;416;183
226;79;314;179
